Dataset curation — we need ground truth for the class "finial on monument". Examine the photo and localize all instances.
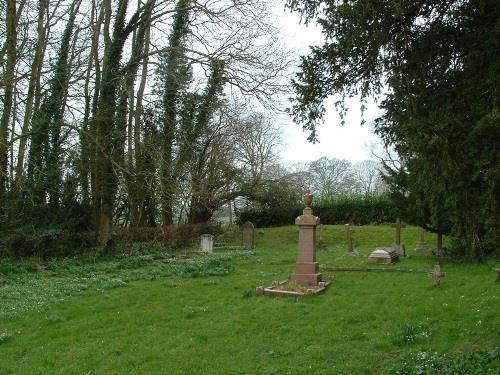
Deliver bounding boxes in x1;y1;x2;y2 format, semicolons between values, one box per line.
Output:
303;191;313;207
303;191;313;215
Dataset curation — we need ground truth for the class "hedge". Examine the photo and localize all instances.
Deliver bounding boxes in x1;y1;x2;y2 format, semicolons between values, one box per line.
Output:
237;195;397;227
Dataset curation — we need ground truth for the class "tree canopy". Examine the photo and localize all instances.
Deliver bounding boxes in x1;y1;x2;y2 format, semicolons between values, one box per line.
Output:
286;0;499;258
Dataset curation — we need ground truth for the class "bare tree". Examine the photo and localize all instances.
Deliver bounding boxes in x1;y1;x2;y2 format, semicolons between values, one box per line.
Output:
233;111;282;192
352;160;385;196
308;157;353;197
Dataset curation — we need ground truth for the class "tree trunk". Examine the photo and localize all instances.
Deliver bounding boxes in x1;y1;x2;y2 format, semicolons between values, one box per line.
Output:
95;0;148;245
89;0;106;229
45;1;80;214
14;0;48;192
129;0;153;227
0;0;17;210
160;0;191;227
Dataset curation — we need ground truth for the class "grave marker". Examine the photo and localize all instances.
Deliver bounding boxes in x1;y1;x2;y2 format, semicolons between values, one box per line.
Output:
200;234;213;253
415;227;430;253
344;224;359;256
368;247;399;264
242;221;255;248
427;264;446;287
255;192;330;297
391;218;406;256
291;192;323;286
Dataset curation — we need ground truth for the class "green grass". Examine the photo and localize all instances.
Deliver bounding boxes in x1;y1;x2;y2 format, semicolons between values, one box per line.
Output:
0;225;498;374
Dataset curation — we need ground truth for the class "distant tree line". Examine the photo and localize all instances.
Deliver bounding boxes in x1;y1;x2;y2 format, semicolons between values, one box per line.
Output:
235;156;391;227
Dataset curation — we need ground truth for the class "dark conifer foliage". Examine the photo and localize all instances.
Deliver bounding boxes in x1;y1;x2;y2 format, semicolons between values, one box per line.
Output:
286;0;499;258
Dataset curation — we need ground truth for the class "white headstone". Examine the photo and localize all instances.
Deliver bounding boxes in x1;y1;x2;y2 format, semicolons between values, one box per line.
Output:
200;234;214;253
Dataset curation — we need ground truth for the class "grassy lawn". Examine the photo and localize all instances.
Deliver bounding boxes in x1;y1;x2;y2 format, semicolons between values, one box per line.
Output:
0;225;498;374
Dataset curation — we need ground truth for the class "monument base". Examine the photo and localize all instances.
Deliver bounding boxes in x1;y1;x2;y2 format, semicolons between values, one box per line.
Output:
291;272;322;286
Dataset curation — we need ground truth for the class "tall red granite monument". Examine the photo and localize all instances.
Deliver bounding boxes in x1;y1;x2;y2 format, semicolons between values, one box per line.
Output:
291;192;322;286
256;192;329;297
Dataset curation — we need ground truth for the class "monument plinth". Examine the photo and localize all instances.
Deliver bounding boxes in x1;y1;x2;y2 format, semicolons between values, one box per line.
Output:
291;193;322;286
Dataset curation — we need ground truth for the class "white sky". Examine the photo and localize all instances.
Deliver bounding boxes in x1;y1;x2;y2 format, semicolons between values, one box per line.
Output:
274;5;384;164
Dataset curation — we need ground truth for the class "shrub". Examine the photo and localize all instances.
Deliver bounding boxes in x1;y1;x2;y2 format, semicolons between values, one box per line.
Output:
0;228;94;259
238;206;301;227
0;223;223;259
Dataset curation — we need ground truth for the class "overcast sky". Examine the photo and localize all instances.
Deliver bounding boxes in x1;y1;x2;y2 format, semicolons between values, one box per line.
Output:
274;4;384;164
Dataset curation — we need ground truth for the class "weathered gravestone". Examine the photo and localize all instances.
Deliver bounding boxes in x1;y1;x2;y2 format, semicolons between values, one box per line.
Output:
200;234;213;253
415;227;430;253
391;218;406;256
368;247;399;264
427;264;446;287
344;224;359;256
242;221;255;248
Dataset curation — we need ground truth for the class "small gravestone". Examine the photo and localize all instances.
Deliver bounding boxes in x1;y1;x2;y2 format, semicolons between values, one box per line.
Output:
344;224;359;256
415;227;430;253
200;234;213;252
391;218;406;256
427;264;446;287
242;221;255;248
368;247;399;264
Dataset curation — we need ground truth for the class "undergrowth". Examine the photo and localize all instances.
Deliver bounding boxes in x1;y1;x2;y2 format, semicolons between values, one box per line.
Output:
0;243;254;320
392;347;499;374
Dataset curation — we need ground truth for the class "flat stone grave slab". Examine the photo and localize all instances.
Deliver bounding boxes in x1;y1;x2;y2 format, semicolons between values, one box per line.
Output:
368;247;399;264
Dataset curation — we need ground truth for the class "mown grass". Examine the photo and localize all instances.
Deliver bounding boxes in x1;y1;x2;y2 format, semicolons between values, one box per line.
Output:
0;225;498;374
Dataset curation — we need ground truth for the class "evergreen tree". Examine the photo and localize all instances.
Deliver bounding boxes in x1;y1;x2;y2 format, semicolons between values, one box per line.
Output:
286;0;500;258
